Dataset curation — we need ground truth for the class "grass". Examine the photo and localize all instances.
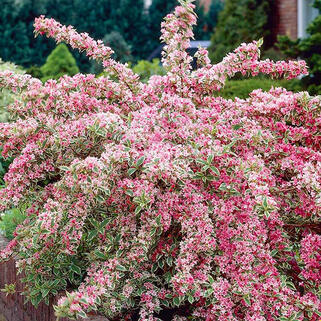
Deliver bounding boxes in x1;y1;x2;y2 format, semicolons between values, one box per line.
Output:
0;208;26;240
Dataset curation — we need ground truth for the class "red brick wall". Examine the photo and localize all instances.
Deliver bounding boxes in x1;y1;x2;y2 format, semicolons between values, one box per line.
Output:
0;235;107;321
272;0;298;40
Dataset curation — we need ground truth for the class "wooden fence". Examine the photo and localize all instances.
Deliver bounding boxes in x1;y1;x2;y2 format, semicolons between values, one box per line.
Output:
0;235;107;321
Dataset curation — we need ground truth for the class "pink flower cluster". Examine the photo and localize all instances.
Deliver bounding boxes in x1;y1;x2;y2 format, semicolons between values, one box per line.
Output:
0;0;320;320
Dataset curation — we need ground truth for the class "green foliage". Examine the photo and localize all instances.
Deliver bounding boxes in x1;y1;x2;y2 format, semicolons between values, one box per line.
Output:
0;208;26;240
26;65;43;79
209;0;271;63
91;31;133;74
217;78;302;100
261;47;286;61
0;0;149;71
148;0;178;51
0;0;222;70
0;152;12;187
111;0;150;61
206;0;224;34
104;31;133;63
132;59;165;83
0;0;55;67
194;0;224;40
277;0;321;94
193;1;208;40
40;44;79;82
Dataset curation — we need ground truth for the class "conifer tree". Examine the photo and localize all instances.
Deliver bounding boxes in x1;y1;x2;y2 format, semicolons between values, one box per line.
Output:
208;0;271;63
40;43;79;82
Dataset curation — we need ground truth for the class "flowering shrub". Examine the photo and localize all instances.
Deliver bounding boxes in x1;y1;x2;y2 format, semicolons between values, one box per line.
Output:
0;1;321;320
0;58;25;122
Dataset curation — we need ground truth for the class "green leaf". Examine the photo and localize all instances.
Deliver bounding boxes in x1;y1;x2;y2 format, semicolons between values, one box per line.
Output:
205;288;214;297
257;37;264;47
315;310;321;317
166;256;173;266
41;138;48;148
136;156;145;167
263;197;268;208
152;263;158;273
70;264;82;275
207;155;214;164
208;275;214;284
188;295;194;304
164;271;172;282
232;123;243;130
156;215;162;225
286;281;296;291
41;288;50;298
201;165;210;172
76;310;87;318
125;189;134;197
116;264;127;272
31;294;42;307
135;206;142;215
96;194;105;203
87;230;98;241
100;218;110;229
243;295;251;306
173;296;180;306
44;295;50;305
94;250;106;259
128;168;137;176
196;158;207;165
271;249;278;257
219;183;228;191
150;227;157;237
210;166;220;176
79;298;88;304
193;172;204;180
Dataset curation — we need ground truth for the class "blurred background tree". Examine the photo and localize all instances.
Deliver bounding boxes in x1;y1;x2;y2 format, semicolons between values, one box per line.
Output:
206;0;224;36
90;31;133;74
277;0;321;94
147;0;178;54
0;0;223;72
40;43;79;82
208;0;271;63
0;0;148;72
132;58;165;83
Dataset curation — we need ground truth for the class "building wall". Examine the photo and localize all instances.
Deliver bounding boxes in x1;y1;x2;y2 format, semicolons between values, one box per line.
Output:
274;0;298;39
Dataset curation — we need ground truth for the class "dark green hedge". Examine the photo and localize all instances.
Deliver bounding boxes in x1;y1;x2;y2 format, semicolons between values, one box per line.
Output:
217;78;303;100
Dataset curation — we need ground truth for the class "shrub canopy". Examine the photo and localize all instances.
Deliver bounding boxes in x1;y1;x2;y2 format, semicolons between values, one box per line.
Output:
0;1;320;320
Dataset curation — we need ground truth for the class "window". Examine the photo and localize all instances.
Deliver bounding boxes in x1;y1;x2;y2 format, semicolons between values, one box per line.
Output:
144;0;152;9
297;0;319;38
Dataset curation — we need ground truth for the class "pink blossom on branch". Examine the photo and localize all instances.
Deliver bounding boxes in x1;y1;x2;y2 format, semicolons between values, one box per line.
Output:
0;0;320;320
